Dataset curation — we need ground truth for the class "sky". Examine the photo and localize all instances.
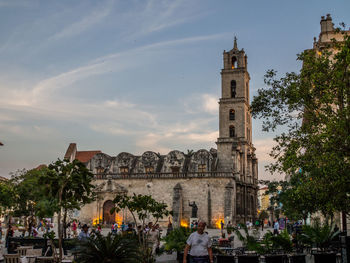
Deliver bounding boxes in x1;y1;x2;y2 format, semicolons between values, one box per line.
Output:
0;0;349;180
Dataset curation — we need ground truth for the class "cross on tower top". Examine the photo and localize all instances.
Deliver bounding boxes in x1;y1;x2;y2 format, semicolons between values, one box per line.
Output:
233;36;238;50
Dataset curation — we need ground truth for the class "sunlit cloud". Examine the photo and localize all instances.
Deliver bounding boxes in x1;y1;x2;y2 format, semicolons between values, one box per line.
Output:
183;93;219;115
253;137;276;163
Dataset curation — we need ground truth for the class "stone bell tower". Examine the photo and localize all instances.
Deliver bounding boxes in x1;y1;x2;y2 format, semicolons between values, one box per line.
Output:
216;37;253;172
216;37;258;223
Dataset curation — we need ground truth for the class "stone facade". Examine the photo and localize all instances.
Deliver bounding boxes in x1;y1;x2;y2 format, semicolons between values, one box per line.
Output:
64;39;258;228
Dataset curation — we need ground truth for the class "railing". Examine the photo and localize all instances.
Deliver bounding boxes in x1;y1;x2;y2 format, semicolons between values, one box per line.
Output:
94;171;236;180
94;172;258;186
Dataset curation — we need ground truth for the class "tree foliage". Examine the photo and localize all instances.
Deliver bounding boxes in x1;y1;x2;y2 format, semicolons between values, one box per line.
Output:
258;210;269;221
111;193;171;228
251;32;350;217
0;179;16;215
111;193;171;262
43;159;96;261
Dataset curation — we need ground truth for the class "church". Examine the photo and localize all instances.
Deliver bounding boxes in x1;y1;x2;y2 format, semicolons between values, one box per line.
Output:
64;39;259;228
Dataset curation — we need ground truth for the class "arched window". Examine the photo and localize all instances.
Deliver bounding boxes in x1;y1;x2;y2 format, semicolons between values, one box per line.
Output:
229;109;235;120
231;56;237;69
231;80;236;98
229;125;235;137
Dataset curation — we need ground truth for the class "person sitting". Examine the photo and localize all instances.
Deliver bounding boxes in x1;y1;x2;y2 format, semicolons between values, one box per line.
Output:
125;224;136;236
219;233;230;247
78;224;90;242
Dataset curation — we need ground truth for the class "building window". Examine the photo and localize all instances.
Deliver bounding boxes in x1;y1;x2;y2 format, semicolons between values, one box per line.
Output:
229;125;235;137
236;193;241;214
231;56;237;69
229;109;235;120
231;80;236;98
247;112;249;123
96;167;104;179
250;196;254;215
198;164;206;173
120;167;129;174
145;166;154;173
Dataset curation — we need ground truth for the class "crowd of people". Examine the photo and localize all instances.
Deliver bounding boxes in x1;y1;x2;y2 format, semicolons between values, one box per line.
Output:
0;215;310;263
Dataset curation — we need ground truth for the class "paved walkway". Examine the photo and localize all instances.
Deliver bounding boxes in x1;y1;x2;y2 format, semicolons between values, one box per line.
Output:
3;226;317;263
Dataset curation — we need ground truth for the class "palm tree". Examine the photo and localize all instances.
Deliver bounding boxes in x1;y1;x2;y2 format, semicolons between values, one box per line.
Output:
76;232;142;263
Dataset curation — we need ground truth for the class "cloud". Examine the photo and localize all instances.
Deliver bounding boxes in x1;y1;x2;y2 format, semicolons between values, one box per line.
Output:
123;0;206;39
135;133;171;154
252;137;286;180
0;0;33;7
183;93;219;115
202;94;219;115
49;2;112;40
253;137;276;162
0;32;228;109
183;131;218;143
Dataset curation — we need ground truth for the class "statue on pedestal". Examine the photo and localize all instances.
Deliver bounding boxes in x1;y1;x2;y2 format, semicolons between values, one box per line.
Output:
189;201;198;218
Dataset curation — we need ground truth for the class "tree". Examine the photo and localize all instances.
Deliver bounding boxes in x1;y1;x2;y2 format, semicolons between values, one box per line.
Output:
258;210;269;221
10;168;55;235
42;159;96;262
0;180;15;216
264;178;317;222
251;32;350;220
111;193;171;263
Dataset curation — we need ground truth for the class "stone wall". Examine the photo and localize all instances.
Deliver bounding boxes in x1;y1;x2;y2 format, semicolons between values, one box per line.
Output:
78;177;235;228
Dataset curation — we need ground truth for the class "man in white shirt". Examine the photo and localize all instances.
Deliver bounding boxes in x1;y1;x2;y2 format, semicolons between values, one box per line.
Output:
183;222;213;263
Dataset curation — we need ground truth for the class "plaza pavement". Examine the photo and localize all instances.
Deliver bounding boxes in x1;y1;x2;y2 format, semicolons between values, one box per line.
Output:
0;226;315;263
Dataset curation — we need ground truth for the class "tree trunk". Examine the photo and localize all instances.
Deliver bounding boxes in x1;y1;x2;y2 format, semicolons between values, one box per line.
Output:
342;211;347;232
63;209;67;239
57;209;62;262
58;186;64;262
27;216;32;237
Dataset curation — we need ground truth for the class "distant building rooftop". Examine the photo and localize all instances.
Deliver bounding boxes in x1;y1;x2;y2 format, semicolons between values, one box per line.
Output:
75;151;102;163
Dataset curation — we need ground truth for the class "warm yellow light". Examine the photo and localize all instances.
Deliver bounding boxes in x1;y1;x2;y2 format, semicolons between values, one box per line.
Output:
180;219;189;228
115;213;123;225
215;219;225;229
231;65;235;69
92;216;102;226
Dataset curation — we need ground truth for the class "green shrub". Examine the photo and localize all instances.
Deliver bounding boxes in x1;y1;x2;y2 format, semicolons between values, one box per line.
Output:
162;227;194;252
76;232;142;263
300;219;340;251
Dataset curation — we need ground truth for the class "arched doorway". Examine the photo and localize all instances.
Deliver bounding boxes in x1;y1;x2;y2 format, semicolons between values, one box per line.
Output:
103;200;115;225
